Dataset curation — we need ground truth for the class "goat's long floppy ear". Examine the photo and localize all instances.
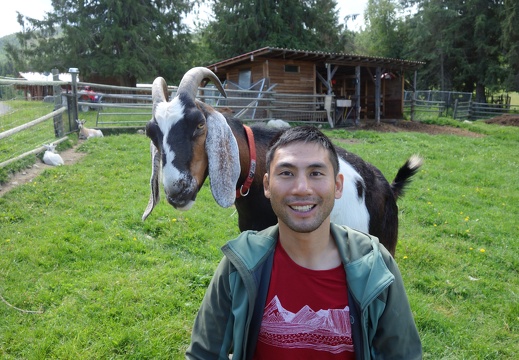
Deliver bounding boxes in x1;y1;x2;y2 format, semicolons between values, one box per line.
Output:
205;112;240;208
143;77;168;221
142;141;161;221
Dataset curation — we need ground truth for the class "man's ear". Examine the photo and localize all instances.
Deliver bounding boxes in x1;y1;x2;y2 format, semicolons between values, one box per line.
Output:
263;173;271;199
335;173;344;199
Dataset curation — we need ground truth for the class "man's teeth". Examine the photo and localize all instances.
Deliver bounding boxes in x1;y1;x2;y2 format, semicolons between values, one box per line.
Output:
291;205;314;212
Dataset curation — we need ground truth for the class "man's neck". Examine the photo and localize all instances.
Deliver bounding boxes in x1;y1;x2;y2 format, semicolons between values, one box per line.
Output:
278;222;341;270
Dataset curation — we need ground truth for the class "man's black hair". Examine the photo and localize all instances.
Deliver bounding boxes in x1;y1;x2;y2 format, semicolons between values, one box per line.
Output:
266;125;340;176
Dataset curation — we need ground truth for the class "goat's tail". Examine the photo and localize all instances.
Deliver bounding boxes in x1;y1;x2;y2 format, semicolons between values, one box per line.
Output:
391;155;423;199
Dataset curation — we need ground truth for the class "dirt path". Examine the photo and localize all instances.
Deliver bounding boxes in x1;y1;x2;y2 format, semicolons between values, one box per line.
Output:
0;144;87;196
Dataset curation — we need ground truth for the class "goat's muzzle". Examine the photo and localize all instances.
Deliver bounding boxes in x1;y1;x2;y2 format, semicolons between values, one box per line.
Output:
166;195;195;211
162;173;199;211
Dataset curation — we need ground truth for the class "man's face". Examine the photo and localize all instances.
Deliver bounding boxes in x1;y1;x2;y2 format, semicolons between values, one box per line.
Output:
263;142;343;234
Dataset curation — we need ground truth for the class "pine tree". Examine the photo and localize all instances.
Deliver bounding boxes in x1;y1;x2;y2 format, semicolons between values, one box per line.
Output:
403;0;506;100
6;0;195;85
204;0;344;60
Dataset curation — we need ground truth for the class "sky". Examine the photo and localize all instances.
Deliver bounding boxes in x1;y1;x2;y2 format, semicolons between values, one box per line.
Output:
0;1;368;38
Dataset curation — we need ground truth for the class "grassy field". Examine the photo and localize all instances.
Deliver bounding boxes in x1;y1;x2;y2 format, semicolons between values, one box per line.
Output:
0;101;72;182
0;119;518;358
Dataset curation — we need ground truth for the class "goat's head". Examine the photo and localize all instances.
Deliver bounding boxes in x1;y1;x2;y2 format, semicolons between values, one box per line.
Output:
142;67;240;220
76;119;86;128
43;143;56;152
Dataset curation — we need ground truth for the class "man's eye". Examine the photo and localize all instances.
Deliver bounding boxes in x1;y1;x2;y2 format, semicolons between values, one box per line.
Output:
279;171;293;176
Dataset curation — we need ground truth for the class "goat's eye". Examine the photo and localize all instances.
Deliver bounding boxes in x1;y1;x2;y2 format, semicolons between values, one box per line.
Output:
193;122;205;137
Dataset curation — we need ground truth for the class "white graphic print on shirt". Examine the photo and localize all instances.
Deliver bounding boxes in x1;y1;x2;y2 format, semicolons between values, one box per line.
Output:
258;295;354;354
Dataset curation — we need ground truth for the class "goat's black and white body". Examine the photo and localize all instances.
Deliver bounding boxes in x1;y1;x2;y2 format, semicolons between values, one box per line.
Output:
144;67;422;255
332;158;371;232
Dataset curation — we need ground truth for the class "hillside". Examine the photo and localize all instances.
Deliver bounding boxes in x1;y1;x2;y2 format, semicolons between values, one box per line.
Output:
0;33;18;63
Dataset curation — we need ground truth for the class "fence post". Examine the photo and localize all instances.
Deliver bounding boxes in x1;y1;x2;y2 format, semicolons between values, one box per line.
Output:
411;70;417;121
52;68;64;137
410;96;415;121
453;99;458;120
69;67;80;131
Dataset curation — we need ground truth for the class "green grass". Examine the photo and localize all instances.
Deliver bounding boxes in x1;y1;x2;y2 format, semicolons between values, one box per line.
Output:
0;100;76;183
494;91;519;105
1;120;518;358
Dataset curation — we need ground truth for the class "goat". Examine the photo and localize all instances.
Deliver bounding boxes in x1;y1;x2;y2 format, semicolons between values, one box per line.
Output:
42;143;64;166
143;67;422;255
76;119;104;139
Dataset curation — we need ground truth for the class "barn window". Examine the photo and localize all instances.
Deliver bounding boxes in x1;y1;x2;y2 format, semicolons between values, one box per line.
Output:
284;65;299;73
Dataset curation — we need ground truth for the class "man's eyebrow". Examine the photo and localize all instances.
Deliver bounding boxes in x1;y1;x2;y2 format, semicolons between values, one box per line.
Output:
272;161;294;170
274;161;327;169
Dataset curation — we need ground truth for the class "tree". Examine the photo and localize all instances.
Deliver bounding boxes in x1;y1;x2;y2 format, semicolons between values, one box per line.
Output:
6;0;196;85
502;0;519;91
402;0;506;101
204;0;345;60
357;0;405;59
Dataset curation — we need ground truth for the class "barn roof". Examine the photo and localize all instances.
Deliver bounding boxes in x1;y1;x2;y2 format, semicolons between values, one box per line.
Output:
19;72;76;82
207;46;425;71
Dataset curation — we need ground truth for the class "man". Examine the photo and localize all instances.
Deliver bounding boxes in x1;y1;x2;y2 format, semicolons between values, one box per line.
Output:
186;126;422;359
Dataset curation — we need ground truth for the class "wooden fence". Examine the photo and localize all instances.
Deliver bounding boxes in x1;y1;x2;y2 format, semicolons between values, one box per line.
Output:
404;96;519;121
454;101;519;120
84;84;332;127
404;98;446;121
0;74;337;170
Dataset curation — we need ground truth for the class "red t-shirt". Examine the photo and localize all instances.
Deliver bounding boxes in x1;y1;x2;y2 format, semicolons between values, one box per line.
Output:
253;241;355;359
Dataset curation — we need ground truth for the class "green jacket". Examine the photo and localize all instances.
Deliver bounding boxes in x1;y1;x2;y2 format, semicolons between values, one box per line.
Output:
186;224;422;360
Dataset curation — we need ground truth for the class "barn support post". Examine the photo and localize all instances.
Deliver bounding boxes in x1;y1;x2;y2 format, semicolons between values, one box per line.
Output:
375;67;381;124
355;65;361;126
52;69;64;137
326;64;332;95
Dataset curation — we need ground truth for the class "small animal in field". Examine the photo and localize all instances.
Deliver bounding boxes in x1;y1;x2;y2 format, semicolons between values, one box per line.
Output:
76;119;104;139
42;143;64;166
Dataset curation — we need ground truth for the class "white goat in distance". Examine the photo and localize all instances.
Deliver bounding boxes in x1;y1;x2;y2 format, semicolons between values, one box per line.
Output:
76;119;104;139
42;143;64;166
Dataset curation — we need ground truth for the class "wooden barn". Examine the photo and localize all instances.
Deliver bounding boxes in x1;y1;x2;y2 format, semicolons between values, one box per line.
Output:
206;47;424;127
17;72;74;100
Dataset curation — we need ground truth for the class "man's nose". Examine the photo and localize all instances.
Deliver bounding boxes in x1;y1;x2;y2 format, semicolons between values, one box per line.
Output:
292;174;311;194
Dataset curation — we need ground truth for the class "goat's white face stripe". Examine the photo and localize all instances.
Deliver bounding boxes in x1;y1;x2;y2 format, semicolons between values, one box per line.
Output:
331;158;370;232
154;98;189;194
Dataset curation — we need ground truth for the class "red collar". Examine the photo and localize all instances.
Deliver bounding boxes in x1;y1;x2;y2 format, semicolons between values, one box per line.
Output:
236;125;256;198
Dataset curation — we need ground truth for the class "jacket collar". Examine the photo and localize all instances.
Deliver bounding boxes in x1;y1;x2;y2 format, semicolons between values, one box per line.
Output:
331;223;395;310
223;223;394;309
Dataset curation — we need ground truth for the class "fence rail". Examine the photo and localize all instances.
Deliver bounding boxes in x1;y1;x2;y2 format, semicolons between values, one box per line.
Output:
452;100;471;120
468;102;519;120
404;98;446;121
3;74;518;173
0;74;339;171
404;94;519;121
